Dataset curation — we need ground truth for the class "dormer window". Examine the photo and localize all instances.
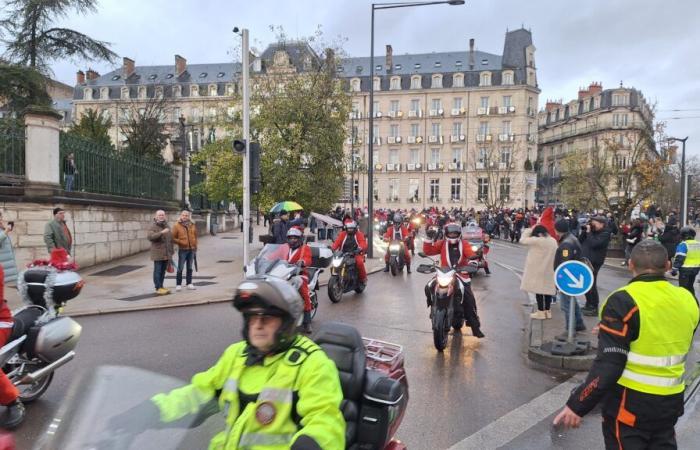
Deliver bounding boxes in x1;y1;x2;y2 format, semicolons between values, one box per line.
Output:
414;63;421;69
120;86;130;100
138;86;147;99
390;76;401;90
410;75;422;89
155;86;164;99
375;65;383;72
434;61;441;68
395;64;402;71
208;84;218;96
480;72;491;87
351;78;361;92
373;77;381;91
453;73;464;88
502;70;514;85
173;85;182;98
225;83;234;96
431;74;443;89
83;88;93;100
100;87;109;100
190;84;199;97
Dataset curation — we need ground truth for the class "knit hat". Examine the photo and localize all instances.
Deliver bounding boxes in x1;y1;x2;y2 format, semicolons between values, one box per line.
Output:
554;218;570;233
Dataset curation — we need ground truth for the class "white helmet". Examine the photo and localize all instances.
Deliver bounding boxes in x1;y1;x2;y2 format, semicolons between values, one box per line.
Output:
444;223;462;245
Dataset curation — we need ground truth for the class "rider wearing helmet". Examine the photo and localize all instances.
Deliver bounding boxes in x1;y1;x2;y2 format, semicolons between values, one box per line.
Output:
331;220;369;286
115;278;345;449
423;222;485;338
284;226;314;333
672;226;700;296
383;213;412;273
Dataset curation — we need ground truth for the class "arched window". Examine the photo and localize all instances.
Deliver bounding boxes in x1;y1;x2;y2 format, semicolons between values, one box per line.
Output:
431;74;443;89
390;76;401;90
208;84;218;96
373;77;381;91
138;86;147;99
480;72;491;87
453;74;464;88
351;78;361;92
84;88;93;100
411;75;422;89
502;71;514;85
190;84;199;97
120;86;130;100
100;87;109;99
173;85;182;97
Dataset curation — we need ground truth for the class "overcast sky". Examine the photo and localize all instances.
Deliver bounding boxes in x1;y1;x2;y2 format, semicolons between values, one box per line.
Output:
12;0;700;153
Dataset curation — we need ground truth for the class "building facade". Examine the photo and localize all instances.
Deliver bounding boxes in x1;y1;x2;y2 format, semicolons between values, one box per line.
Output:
341;29;539;210
536;82;654;206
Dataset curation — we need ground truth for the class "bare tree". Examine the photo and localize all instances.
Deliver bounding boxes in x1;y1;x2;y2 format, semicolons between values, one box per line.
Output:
472;138;525;210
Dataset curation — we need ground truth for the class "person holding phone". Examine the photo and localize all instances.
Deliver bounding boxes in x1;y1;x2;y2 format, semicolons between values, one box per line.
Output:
0;213;18;285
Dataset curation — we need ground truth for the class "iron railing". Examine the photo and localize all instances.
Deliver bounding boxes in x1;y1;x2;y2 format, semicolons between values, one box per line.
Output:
0;125;26;182
59;132;175;200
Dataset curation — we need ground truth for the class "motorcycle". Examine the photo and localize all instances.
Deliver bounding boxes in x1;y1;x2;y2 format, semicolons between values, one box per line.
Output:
417;252;477;351
39;322;408;450
463;223;490;276
426;224;443;241
385;238;408;276
3;265;83;410
328;250;365;303
245;243;332;319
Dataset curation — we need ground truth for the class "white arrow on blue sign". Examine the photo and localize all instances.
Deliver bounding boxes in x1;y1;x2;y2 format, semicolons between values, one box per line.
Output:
554;260;594;296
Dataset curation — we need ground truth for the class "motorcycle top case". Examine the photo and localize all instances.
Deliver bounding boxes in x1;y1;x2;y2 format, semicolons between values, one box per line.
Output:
25;316;82;362
23;268;83;307
308;243;333;268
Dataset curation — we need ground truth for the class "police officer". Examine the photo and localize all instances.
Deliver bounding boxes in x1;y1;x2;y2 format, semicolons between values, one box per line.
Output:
554;240;699;449
672;226;700;297
111;278;345;449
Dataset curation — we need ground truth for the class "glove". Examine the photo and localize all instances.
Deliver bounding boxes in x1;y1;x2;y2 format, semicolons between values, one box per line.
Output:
671;270;678;276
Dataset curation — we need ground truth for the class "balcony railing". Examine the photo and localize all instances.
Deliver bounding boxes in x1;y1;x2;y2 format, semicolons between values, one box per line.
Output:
539;121;648;145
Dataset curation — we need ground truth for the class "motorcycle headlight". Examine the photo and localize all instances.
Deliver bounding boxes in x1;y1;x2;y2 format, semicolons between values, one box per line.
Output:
332;258;343;268
389;244;400;251
412;218;420;224
437;273;452;287
471;245;479;252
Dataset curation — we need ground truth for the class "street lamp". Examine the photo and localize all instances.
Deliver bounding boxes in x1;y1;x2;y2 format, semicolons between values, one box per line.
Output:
367;0;465;257
668;137;689;225
178;115;190;210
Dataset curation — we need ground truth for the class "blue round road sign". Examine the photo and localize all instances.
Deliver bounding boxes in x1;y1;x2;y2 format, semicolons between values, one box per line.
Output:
554;260;594;296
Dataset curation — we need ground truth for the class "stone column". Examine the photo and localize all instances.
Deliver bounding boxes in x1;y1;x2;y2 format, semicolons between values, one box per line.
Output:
24;108;63;196
173;163;184;202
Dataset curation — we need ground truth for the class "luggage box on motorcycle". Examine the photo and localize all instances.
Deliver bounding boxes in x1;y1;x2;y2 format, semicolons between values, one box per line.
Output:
24;316;82;362
22;268;84;307
308;244;333;268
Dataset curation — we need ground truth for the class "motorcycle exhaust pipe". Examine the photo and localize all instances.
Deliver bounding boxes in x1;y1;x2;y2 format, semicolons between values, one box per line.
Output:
14;351;75;385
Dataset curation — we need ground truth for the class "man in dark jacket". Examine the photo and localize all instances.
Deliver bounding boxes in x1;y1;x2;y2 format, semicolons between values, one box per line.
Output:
554;218;586;334
579;216;611;316
659;218;680;263
271;210;291;244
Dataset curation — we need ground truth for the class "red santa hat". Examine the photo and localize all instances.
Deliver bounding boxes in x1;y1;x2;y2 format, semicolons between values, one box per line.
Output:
50;248;70;266
539;207;557;238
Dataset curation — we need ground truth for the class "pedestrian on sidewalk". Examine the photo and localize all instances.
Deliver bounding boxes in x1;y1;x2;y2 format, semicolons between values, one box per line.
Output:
554;219;586;335
672;226;700;297
148;210;174;295
520;225;557;319
62;152;78;192
0;213;18;285
623;219;644;266
554;240;699;450
172;210;197;292
43;207;72;256
658;216;680;264
579;216;611;316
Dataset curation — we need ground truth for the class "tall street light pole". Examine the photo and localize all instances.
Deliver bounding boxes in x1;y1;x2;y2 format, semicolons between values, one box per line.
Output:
669;136;689;225
367;0;465;258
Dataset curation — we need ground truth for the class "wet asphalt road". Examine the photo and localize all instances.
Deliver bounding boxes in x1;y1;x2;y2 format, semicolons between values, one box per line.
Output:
16;238;700;449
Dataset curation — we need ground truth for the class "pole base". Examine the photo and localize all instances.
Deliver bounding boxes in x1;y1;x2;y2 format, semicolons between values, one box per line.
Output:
541;339;590;356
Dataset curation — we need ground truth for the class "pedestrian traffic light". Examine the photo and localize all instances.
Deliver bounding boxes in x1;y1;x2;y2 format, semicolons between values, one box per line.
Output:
233;139;246;155
250;142;261;194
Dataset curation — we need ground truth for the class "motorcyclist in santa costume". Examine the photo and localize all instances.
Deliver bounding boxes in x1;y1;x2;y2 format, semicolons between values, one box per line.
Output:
331;220;368;288
280;227;314;334
383;214;412;273
423;223;485;338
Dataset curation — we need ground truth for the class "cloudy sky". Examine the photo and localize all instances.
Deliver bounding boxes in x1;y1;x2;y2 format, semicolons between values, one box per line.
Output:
8;0;700;152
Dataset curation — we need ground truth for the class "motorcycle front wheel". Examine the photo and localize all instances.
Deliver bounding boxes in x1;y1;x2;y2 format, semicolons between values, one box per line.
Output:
6;362;55;403
328;275;343;303
390;260;398;276
433;309;449;351
310;292;318;319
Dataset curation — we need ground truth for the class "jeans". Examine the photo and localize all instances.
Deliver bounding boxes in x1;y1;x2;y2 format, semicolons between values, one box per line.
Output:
678;267;699;298
559;292;584;330
584;263;602;310
176;249;195;286
64;174;74;192
153;260;168;289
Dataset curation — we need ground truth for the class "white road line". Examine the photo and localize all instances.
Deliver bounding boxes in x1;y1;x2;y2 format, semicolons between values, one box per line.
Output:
447;376;584;450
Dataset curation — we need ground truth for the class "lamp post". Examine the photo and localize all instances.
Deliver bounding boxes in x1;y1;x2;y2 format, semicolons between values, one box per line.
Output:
668;137;689;225
178;116;190;210
367;0;465;257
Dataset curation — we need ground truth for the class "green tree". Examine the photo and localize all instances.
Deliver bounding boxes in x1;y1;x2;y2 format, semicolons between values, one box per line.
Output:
0;0;117;72
68;107;114;150
0;63;51;112
191;137;243;205
120;96;170;160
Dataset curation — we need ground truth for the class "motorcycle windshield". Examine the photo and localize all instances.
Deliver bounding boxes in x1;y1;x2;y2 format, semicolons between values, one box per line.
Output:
253;244;288;274
35;365;225;450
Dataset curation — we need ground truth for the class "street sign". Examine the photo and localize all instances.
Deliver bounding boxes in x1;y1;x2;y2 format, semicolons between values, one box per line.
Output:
554;260;594;296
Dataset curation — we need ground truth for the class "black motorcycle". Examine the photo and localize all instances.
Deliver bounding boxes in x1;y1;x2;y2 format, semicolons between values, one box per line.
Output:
417;253;477;351
328;250;365;303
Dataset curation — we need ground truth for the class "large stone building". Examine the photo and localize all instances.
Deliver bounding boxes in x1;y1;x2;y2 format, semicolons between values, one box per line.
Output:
536;82;654;206
342;28;539;210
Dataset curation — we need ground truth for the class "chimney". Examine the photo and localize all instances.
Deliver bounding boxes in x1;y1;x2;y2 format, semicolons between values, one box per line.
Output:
469;38;475;70
175;54;187;77
122;57;135;78
86;68;100;81
385;45;393;72
588;81;603;95
76;70;85;85
577;87;589;100
545;99;562;112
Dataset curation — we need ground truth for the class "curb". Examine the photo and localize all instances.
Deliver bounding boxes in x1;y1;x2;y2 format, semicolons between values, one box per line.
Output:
528;346;595;371
67;264;387;318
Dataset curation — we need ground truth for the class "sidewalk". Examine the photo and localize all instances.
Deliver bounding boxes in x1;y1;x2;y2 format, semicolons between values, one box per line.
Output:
6;224;385;316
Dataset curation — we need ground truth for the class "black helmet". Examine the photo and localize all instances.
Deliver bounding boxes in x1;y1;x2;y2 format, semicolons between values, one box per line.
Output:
444;223;462;244
233;278;303;352
680;226;696;241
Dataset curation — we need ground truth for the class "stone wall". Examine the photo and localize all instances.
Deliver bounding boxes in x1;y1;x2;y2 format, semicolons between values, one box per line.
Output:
1;202;234;270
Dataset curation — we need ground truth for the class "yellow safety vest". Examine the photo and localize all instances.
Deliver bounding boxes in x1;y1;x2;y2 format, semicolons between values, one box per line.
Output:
151;336;345;450
682;239;700;268
602;280;699;396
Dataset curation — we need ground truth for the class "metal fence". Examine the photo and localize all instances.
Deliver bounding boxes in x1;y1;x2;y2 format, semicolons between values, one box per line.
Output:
59;133;175;200
188;162;225;211
0;125;25;182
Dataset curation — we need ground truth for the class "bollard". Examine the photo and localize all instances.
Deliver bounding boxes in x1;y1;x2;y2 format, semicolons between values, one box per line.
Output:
567;295;576;343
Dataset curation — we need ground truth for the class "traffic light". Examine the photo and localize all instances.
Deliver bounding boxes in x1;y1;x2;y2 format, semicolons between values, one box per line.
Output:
233;139;246;155
249;142;261;194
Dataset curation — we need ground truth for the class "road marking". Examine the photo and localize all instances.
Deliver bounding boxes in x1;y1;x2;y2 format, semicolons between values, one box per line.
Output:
447;375;584;450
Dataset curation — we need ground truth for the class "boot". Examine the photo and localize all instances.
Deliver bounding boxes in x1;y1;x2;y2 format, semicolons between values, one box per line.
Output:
530;310;546;320
383;264;390;272
544;309;552;319
302;311;313;335
406;264;411;274
0;400;25;429
471;327;485;339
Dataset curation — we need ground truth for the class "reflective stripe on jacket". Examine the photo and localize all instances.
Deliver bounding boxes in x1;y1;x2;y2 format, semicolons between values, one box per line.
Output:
604;280;699;395
151;336;345;450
